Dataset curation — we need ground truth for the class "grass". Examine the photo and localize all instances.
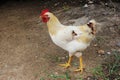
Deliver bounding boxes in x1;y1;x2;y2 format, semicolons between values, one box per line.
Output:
91;51;120;80
40;70;71;80
49;71;71;80
41;51;120;80
92;65;106;79
40;78;45;80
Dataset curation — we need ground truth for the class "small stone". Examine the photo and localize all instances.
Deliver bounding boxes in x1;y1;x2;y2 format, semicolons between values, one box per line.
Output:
84;4;88;8
88;1;93;4
105;3;108;6
85;76;96;80
54;2;59;6
98;50;105;54
107;52;111;55
94;44;98;47
54;72;58;75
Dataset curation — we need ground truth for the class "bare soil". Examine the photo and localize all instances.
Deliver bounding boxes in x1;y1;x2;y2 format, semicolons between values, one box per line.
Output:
0;1;120;80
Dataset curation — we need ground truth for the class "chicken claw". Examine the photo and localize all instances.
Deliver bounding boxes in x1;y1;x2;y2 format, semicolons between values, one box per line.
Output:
74;68;84;73
59;63;70;68
59;56;73;68
74;56;84;73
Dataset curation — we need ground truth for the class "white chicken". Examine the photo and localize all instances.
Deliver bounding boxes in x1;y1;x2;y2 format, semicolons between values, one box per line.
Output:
40;9;97;72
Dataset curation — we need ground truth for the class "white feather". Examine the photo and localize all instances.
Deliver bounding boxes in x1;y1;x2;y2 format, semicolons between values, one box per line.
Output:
49;25;89;56
45;12;95;57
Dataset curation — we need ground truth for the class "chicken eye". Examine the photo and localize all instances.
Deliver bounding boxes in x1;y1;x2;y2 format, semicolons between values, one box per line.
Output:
44;15;48;17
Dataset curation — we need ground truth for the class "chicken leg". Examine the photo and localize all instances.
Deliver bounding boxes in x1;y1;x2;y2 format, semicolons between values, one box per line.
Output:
59;56;73;68
74;56;84;73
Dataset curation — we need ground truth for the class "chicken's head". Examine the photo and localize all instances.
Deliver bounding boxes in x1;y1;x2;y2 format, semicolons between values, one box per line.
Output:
40;9;50;23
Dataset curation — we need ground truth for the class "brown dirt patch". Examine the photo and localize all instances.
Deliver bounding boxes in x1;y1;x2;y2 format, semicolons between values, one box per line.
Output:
0;1;120;80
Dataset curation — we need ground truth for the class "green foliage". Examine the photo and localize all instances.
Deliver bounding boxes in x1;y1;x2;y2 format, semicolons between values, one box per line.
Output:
76;77;83;80
40;70;71;80
104;51;120;79
92;65;106;79
92;51;120;80
49;74;65;79
49;72;71;80
40;78;45;80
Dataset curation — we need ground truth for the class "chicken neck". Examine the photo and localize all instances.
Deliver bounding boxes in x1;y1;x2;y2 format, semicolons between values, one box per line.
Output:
47;15;63;35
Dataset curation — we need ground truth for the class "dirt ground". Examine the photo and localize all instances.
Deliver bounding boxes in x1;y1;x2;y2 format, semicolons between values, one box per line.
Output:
0;1;120;80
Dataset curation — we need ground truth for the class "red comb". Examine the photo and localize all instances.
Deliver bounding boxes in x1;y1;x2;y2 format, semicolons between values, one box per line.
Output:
40;9;49;16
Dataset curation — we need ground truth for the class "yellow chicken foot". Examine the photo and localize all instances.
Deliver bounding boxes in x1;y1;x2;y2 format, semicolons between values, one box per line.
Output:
74;56;84;73
59;56;73;68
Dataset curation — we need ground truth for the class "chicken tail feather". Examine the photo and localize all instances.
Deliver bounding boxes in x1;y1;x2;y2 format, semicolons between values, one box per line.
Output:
87;19;97;35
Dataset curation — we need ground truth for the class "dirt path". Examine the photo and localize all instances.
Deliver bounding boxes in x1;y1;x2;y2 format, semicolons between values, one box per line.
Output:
0;1;120;80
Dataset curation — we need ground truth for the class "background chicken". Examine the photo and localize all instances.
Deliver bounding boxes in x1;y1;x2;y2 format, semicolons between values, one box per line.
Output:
40;9;97;73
